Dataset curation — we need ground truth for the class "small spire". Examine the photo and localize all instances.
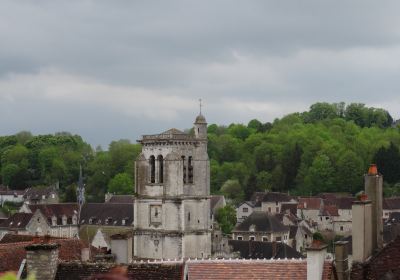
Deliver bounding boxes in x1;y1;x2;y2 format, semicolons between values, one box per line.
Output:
199;98;202;115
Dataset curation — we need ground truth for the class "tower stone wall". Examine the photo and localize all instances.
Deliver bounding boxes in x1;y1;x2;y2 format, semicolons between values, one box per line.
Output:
133;114;211;259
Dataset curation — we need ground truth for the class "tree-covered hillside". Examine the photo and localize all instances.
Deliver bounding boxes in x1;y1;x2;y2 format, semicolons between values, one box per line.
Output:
1;102;399;202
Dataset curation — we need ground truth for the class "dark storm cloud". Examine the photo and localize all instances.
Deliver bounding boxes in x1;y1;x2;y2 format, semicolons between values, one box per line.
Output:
1;0;400;147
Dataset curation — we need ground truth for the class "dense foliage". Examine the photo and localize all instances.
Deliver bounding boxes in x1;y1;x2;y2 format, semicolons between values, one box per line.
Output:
0;102;399;202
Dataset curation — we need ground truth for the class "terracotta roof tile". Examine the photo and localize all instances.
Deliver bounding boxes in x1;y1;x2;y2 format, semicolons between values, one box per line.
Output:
297;197;323;210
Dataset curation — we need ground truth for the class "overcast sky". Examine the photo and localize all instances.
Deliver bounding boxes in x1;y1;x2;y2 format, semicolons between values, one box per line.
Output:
1;1;400;148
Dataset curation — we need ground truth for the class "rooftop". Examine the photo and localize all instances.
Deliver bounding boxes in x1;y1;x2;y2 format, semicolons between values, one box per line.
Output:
234;212;289;233
228;240;303;259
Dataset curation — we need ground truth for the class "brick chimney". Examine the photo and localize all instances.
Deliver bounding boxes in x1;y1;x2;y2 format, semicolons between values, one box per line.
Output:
25;243;60;280
364;164;383;251
334;241;349;280
306;241;327;280
352;200;373;262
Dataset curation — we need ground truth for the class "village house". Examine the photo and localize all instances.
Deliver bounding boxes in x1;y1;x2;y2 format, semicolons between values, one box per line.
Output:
236;201;255;223
297;197;323;228
20;203;79;238
232;211;290;243
0;211;50;238
0;186;24;205
23;186;59;205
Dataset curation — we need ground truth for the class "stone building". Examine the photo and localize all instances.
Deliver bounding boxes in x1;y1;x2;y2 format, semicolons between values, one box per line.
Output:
133;114;212;259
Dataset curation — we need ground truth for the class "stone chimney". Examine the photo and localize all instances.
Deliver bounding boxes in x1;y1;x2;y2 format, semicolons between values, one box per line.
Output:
306;241;327;280
335;241;349;280
352;199;373;262
364;164;383;251
81;248;90;262
110;233;133;264
25;243;60;280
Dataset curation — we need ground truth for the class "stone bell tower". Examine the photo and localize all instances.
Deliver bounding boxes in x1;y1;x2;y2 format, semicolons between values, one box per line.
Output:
133;113;211;259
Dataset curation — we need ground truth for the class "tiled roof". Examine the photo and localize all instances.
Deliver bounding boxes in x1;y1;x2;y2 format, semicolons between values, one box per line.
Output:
80;203;133;226
334;197;354;210
234;212;288;233
319;205;339;216
0;213;33;229
297;197;323;210
106;195;134;204
383;197;400;210
228;240;303;259
0;237;96;272
28;203;78;218
186;259;334;280
387;212;400;224
0;233;41;244
55;261;184;280
351;236;400;279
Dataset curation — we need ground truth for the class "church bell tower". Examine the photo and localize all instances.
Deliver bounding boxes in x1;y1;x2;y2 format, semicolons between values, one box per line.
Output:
133;112;211;259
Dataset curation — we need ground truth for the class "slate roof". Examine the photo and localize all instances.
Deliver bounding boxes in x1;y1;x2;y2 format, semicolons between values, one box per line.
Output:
210;195;225;212
80;203;133;226
228;240;303;259
106;195;134;204
289;225;298;239
297;197;323;210
234;212;289;233
186;259;334;280
23;186;57;200
281;203;298;215
0;213;33;230
28;203;78;218
387;212;400;224
383;197;400;210
261;192;292;203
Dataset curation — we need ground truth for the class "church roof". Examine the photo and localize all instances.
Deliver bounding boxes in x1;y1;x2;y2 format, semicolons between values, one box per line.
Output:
161;128;187;135
195;114;207;124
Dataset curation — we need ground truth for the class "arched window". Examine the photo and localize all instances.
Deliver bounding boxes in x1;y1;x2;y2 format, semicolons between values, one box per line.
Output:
188;156;193;183
181;156;186;183
149;155;155;183
188;212;191;221
158;155;163;183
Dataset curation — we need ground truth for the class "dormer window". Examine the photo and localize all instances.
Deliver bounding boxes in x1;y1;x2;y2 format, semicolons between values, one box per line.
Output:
249;224;256;232
42;195;46;200
52;216;57;226
122;219;126;226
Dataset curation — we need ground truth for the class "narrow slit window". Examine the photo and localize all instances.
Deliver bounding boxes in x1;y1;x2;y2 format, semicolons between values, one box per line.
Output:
188;156;193;183
182;156;186;183
149;155;155;183
158;155;163;183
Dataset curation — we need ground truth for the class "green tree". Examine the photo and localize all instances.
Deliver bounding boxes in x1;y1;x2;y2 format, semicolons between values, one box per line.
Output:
336;151;364;193
1;164;20;187
220;179;244;204
107;173;133;195
215;205;237;234
374;142;400;184
303;154;335;194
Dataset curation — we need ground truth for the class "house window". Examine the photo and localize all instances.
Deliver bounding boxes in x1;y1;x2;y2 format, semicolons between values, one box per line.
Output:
276;201;278;206
325;217;329;220
237;236;243;241
320;217;322;221
262;237;268;242
304;234;308;239
243;207;248;213
268;207;271;213
250;236;255;241
340;226;344;231
242;216;248;219
276;236;282;242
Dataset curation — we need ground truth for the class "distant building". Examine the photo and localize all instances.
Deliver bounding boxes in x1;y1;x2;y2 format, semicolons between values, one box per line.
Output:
23;186;59;205
20;203;79;238
232;211;290;243
236;201;255;223
105;193;134;204
0;211;49;238
0;186;24;205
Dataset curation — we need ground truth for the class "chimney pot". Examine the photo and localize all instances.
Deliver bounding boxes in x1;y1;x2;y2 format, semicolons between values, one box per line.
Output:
368;164;378;175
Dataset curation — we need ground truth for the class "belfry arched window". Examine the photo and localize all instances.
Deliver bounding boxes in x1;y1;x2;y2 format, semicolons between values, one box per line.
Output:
188;156;193;183
158;155;164;183
149;155;155;183
181;156;186;183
